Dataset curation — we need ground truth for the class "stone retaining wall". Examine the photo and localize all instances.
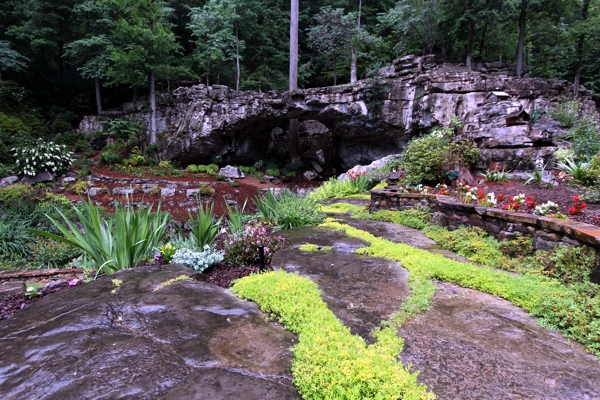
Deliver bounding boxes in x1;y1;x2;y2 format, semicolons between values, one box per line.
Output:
370;189;600;282
0;268;83;284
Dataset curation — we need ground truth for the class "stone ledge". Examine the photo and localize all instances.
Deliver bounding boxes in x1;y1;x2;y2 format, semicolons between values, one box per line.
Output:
0;268;84;283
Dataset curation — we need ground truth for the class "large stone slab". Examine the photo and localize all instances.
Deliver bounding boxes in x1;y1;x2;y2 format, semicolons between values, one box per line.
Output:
0;264;299;399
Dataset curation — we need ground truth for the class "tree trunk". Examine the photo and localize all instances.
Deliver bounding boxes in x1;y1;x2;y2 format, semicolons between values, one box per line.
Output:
94;76;102;115
350;0;362;84
149;72;156;145
574;0;590;97
516;2;526;78
206;58;211;87
333;54;337;86
235;13;240;91
289;0;300;163
478;22;488;57
466;21;475;69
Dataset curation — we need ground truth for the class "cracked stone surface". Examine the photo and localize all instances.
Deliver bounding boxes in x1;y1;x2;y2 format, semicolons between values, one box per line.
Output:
0;264;299;399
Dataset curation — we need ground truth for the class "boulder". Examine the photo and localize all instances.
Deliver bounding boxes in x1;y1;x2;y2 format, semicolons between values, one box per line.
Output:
219;165;245;179
0;176;19;187
20;171;54;185
0;264;299;398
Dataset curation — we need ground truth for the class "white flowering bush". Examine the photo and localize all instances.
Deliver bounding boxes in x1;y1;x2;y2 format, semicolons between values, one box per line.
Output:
12;139;74;176
172;245;224;272
534;201;560;216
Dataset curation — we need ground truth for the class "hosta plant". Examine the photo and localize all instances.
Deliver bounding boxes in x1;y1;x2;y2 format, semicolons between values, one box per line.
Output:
13;139;74;176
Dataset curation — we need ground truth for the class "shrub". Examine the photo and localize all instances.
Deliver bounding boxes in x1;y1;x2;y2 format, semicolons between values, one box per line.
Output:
401;128;450;183
549;98;579;128
71;180;92;195
157;160;172;170
171;246;224;272
423;225;503;266
186;164;198;173
238;165;258;175
224;225;285;266
196;164;219;174
100;151;122;166
0;163;13;178
567;117;600;161
13;139;74;176
123;146;146;166
51;117;73;134
199;183;215;197
256;190;324;229
556;157;596;185
0;184;33;203
357;207;433;230
265;167;280;176
532;244;595;284
106;118;144;144
0;112;34;164
28;237;82;268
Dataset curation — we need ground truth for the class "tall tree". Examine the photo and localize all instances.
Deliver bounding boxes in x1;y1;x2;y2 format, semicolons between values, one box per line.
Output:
350;0;362;83
188;0;243;88
289;0;299;162
102;0;182;145
308;7;358;85
573;0;591;97
0;40;29;84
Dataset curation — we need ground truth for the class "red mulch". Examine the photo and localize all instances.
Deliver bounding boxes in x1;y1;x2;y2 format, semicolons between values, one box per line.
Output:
0;281;73;322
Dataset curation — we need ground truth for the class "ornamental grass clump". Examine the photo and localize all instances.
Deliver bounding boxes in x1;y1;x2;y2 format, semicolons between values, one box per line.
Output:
27;197;170;275
13;139;73;176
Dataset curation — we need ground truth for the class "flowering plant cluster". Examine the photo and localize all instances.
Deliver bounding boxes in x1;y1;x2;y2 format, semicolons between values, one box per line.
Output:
477;189;497;207
12;139;74;176
409;184;430;194
224;225;285;266
434;183;449;195
569;195;587;215
502;194;526;212
534;201;560;216
160;243;177;263
172;246;224;272
525;195;537;210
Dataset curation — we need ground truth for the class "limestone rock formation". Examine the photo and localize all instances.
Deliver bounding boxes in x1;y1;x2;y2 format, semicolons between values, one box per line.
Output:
78;55;596;174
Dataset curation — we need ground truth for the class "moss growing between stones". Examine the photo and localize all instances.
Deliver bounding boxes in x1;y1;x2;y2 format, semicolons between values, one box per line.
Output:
298;243;333;252
232;270;434;399
320;219;600;358
319;203;365;214
153;274;192;291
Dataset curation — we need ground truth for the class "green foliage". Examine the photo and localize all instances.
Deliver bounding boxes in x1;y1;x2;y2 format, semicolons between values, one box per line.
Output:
0;183;33;203
231;271;433;399
106;118;145;144
27;198;170;275
225;199;247;236
187;202;222;249
557;157;597;185
298;243;333;252
99;151;122;166
265;167;280;176
224;225;284;267
0;163;14;178
499;234;535;258
255;190;325;229
123;146;146;166
310;176;372;201
401;128;450;183
13;139;73;177
319;202;366;214
525;164;547;187
356;207;433;230
567;117;600;162
484;168;510;182
423;225;503;266
186;164;198;173
199;183;215;197
549;98;579;128
321;220;600;357
531;244;596;285
28;237;83;269
50;117;73;134
0;112;34;164
253;189;278;225
195;164;219;174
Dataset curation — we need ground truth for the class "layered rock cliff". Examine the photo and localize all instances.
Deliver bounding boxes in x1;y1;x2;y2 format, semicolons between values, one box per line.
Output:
79;55;597;177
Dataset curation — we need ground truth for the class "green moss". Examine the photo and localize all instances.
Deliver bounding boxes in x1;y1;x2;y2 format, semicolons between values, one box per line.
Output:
320;219;600;358
298;243;333;252
153;274;192;291
231;270;434;399
319;202;366;214
353;207;432;230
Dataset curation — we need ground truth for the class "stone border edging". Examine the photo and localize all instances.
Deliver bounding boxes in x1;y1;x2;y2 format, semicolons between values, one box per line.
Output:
0;268;84;283
370;189;600;281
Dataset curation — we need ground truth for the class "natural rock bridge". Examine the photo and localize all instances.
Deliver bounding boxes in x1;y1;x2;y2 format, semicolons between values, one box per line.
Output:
79;55;595;176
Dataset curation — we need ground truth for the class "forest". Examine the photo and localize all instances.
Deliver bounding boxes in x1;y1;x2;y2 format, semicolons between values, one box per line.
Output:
0;0;599;131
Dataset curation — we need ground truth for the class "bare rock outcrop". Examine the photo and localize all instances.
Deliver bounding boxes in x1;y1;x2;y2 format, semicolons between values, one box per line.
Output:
79;55;596;174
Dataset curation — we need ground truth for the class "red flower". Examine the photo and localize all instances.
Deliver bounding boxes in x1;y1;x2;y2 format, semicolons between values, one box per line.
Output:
502;204;508;210
572;195;581;202
581;202;587;209
569;207;577;215
498;194;506;202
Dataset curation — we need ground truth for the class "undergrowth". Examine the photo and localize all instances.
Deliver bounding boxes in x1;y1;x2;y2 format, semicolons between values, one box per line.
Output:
231;270;434;399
